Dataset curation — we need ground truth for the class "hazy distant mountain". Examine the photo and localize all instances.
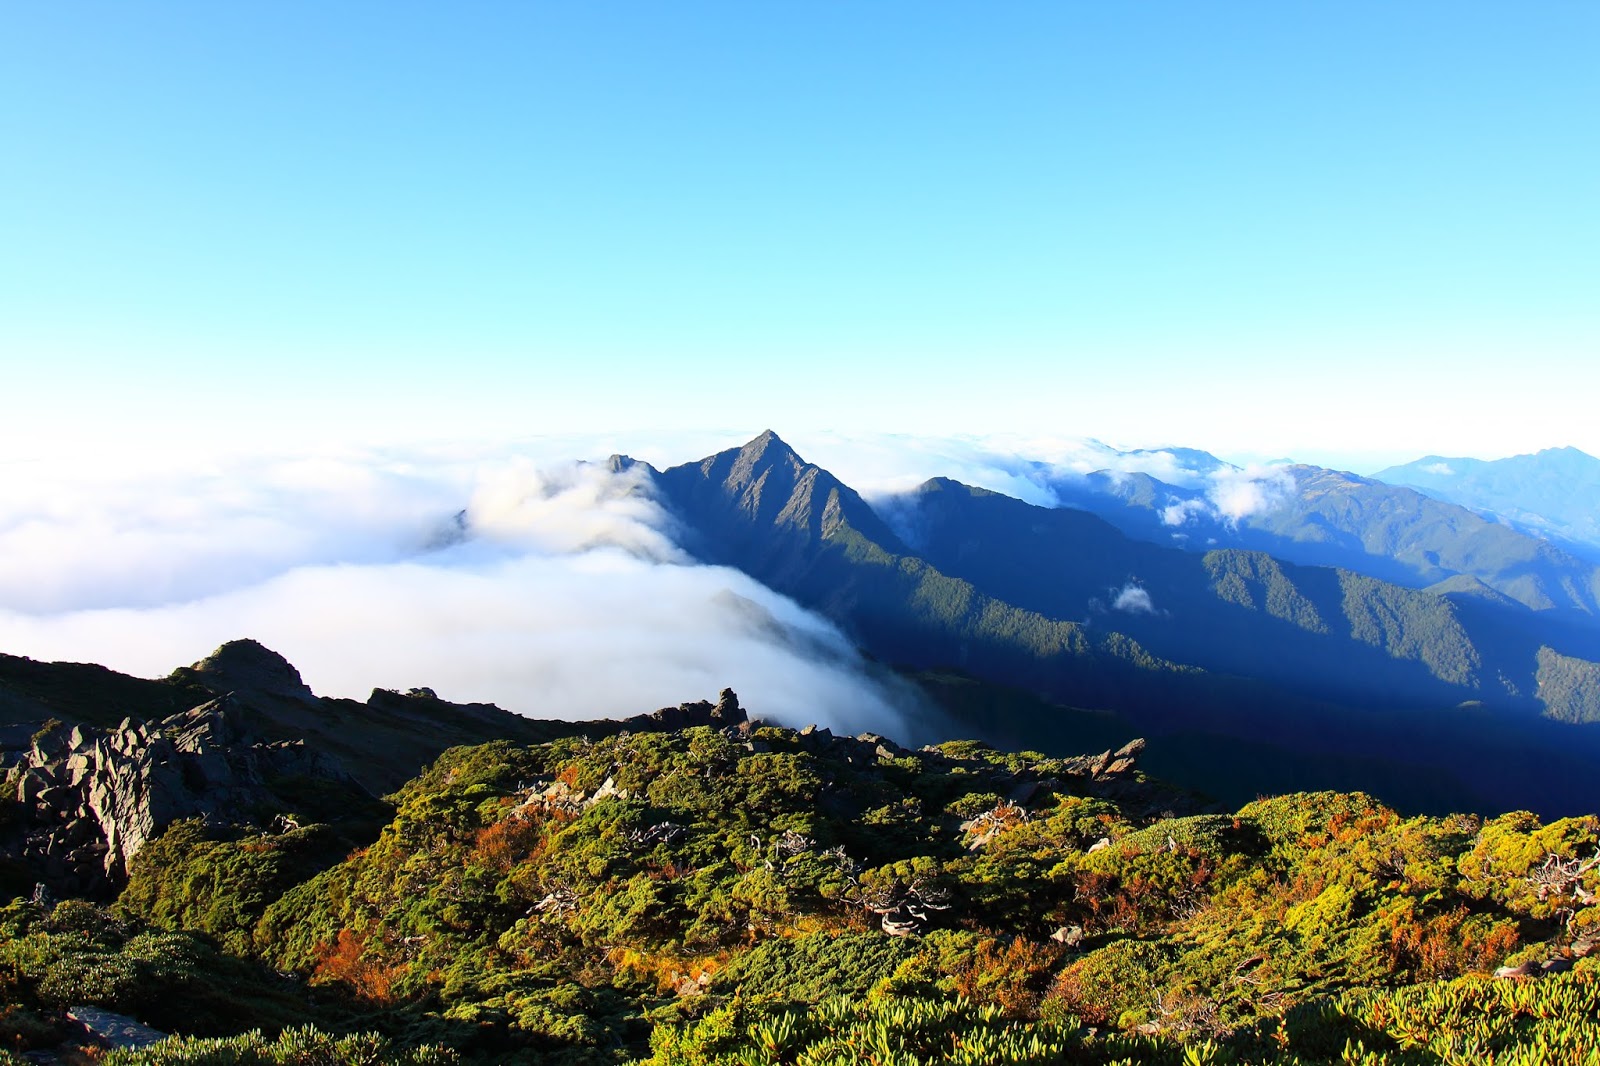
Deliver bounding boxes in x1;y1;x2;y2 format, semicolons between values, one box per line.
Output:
1047;459;1600;619
1373;446;1600;552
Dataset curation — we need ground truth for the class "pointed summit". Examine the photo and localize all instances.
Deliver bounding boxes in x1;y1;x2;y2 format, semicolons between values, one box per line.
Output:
657;430;910;570
745;428;788;451
730;429;807;484
735;429;801;466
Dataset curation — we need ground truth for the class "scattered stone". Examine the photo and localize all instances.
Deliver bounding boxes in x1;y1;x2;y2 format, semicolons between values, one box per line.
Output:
588;776;628;805
66;1005;167;1050
635;691;749;731
1050;924;1085;947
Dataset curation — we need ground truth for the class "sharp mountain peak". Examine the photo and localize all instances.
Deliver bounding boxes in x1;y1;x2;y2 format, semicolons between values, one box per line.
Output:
734;428;802;465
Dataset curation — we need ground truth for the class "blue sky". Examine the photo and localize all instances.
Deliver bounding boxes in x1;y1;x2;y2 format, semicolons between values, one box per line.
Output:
3;3;1596;470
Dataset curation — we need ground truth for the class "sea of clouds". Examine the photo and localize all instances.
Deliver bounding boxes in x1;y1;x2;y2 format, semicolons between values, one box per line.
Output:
0;430;1294;732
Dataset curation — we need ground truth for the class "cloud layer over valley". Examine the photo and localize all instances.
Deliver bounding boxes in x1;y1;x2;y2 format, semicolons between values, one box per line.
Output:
0;445;921;733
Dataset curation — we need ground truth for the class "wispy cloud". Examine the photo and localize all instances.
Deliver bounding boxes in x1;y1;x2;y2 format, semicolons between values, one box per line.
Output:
1111;583;1156;614
1204;464;1297;526
1160;498;1209;528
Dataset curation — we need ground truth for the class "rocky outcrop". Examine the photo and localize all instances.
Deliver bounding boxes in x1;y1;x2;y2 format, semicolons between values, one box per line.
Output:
628;688;749;732
3;696;359;898
171;638;318;703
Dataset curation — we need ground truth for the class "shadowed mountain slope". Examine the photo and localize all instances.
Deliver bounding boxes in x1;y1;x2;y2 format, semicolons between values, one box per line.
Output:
655;432;1217;717
644;433;1600;815
654;434;1600;721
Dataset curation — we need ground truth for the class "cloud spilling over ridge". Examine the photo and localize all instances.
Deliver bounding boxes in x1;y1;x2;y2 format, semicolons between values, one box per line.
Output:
1198;465;1298;527
466;460;684;561
0;448;919;734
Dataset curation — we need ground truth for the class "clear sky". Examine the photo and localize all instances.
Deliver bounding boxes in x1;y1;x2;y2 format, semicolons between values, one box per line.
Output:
3;2;1596;471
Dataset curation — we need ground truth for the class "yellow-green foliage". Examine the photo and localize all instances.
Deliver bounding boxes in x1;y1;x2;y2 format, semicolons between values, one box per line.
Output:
102;1025;459;1064
642;970;1600;1065
74;722;1600;1064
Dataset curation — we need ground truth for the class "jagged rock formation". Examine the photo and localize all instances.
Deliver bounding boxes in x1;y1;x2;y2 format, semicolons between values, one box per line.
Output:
3;696;361;897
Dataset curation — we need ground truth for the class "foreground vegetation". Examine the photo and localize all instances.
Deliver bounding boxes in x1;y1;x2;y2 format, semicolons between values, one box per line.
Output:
4;717;1599;1063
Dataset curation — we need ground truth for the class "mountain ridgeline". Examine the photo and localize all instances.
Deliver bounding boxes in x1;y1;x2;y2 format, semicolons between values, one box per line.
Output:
603;432;1600;816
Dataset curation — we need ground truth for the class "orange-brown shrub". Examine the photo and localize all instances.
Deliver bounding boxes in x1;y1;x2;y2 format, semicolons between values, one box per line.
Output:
311;928;410;1004
949;936;1065;1018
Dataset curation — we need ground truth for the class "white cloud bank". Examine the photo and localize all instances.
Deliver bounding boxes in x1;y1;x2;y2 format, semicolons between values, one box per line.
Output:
0;447;918;734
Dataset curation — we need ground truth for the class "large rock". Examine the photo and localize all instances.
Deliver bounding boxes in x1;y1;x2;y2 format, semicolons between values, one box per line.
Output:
3;695;361;898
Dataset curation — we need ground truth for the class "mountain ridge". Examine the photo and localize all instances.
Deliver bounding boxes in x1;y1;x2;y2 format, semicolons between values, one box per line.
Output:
634;432;1600;815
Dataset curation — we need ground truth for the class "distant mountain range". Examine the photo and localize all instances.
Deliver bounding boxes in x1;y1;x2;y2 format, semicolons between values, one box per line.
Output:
558;431;1600;815
1374;446;1600;554
1043;452;1600;620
